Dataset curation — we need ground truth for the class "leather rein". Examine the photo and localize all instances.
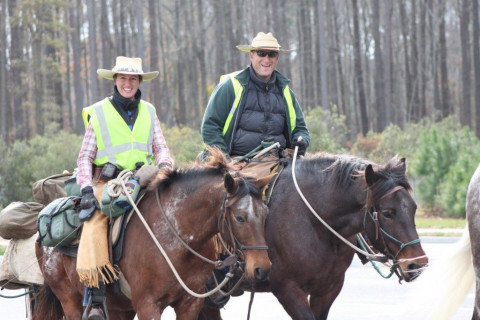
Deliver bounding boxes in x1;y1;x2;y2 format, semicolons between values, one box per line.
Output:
291;147;421;265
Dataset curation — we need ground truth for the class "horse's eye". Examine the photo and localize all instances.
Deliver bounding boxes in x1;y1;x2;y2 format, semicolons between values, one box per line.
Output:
235;215;246;223
381;209;395;219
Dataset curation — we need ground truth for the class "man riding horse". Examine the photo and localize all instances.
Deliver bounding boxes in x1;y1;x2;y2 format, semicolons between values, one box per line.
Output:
201;32;310;172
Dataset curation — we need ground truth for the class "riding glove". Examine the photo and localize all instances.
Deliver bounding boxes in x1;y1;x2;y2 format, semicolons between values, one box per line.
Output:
79;186;98;222
293;138;307;156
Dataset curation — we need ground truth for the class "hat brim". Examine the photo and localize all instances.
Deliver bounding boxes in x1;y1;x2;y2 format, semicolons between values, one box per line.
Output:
236;45;292;53
97;69;159;81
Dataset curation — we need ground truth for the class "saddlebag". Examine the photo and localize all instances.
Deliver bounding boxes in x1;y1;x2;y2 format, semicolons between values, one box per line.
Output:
37;196;82;247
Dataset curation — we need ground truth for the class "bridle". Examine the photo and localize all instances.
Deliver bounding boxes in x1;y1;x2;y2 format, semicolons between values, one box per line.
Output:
218;192;268;252
291;146;422;267
360;185;423;280
150;177;267;297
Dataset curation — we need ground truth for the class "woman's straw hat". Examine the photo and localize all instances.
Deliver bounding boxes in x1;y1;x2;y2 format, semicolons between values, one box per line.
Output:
97;56;159;81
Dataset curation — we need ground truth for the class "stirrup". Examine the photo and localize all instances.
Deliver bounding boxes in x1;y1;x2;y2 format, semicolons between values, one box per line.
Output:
82;287;110;320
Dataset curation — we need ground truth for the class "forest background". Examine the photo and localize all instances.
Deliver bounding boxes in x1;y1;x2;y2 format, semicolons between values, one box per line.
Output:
1;0;480;218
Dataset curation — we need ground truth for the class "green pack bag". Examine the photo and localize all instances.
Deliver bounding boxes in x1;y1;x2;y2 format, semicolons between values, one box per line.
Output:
100;178;141;218
64;171;82;197
37;196;82;247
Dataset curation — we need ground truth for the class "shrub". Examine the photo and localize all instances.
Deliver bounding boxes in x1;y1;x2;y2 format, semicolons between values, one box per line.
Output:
304;106;349;154
0;131;82;206
162;125;204;166
410;117;480;217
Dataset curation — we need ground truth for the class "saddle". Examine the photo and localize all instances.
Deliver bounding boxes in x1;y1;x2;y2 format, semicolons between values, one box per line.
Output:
231;148;290;204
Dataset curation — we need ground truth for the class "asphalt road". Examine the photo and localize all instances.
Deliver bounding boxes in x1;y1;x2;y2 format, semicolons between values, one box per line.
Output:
0;236;474;319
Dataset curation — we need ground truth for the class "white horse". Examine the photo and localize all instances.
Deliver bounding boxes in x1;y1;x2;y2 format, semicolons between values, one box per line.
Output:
399;166;480;319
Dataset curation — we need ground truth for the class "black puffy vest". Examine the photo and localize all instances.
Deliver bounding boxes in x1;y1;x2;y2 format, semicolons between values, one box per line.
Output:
230;69;287;156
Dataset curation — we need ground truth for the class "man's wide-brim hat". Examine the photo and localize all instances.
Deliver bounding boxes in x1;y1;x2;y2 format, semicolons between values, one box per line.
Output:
236;32;292;53
97;56;159;81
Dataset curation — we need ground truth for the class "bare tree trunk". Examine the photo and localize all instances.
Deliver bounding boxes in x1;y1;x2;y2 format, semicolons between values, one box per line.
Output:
0;0;7;141
100;0;113;97
175;0;186;125
298;0;314;109
70;0;85;133
326;0;339;112
213;0;226;78
317;0;329;110
439;0;451;118
398;1;412;124
8;0;25;141
473;0;480;136
352;0;368;135
148;0;161;115
410;0;420;121
372;0;386;131
195;0;208;111
460;0;472;127
86;0;99;101
419;0;427;118
383;0;393;128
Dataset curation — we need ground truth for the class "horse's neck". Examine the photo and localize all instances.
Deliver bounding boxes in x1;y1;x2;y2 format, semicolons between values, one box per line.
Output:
158;184;224;243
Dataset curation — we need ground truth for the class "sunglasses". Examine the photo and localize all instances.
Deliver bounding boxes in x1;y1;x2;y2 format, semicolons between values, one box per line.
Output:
254;50;279;58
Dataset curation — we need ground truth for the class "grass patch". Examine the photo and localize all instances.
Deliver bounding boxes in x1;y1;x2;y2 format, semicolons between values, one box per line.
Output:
0;245;5;255
415;216;467;229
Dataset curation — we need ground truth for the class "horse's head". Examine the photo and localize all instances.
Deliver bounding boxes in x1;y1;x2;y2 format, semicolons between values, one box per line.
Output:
219;172;272;282
362;156;428;282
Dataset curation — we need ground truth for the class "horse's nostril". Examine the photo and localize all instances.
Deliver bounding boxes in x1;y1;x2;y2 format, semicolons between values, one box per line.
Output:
406;263;424;281
254;267;270;281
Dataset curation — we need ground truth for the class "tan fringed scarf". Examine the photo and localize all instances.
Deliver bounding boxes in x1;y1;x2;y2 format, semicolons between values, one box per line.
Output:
76;181;118;288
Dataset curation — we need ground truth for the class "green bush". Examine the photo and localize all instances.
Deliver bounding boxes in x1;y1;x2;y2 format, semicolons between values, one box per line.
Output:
435;127;480;217
351;121;427;164
162;125;204;166
304;106;349;154
0;131;82;206
410;117;480;217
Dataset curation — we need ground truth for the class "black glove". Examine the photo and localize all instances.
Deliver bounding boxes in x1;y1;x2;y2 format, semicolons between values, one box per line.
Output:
293;138;307;156
79;186;98;221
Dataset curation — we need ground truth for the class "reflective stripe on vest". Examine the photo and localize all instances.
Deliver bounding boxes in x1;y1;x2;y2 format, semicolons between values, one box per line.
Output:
220;74;296;135
88;99;155;169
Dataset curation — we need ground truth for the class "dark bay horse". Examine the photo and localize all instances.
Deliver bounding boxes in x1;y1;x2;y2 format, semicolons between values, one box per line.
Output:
203;152;428;319
32;148;272;320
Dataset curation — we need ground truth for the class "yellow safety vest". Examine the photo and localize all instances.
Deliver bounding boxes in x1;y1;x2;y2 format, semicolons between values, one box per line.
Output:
84;98;155;170
219;72;296;136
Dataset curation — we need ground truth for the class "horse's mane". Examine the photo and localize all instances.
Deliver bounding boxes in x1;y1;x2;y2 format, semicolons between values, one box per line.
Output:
150;147;260;197
301;152;411;198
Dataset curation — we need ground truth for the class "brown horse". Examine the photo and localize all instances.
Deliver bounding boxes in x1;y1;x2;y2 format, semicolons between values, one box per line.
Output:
202;152;428;319
32;148;272;320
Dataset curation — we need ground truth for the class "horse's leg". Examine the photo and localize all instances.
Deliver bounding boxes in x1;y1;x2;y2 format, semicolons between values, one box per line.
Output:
309;279;344;320
271;279;315;320
108;310;136;320
30;284;64;320
198;306;222;320
36;246;84;319
132;298;165;320
173;296;205;320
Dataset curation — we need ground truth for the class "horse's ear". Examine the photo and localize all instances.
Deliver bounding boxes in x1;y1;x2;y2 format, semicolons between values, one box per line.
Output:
255;173;275;191
398;157;407;175
224;172;238;194
365;164;377;187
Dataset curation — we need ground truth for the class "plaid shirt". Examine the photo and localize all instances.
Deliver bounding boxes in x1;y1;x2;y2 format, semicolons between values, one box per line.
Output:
77;116;172;190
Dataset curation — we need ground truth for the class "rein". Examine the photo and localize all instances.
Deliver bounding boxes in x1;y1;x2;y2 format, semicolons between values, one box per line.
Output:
291;148;388;262
155;190;237;270
114;171;232;298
